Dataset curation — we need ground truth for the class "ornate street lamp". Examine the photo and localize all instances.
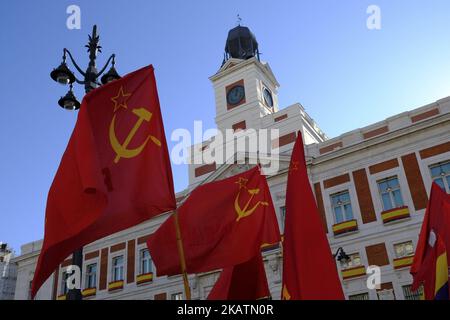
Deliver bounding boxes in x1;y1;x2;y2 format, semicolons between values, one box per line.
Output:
57;84;81;110
49;25;120;300
333;247;350;265
50;25;120;109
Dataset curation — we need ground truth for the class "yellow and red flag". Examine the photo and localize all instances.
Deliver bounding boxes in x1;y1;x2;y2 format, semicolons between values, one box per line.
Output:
32;65;176;298
207;253;271;300
411;183;450;300
282;132;344;300
147;166;280;276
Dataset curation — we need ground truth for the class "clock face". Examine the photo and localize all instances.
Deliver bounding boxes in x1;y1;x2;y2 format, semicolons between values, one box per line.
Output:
227;85;245;105
263;88;273;108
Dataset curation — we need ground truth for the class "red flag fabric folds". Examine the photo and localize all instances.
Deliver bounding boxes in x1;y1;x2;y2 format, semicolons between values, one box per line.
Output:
207;253;271;300
411;183;450;299
281;132;344;300
32;65;176;297
147;166;280;276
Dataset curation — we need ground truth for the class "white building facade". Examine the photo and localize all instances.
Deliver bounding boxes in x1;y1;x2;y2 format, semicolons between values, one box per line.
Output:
0;243;18;300
13;25;450;300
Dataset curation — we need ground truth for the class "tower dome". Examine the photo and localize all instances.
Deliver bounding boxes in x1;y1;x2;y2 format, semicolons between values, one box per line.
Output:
224;25;260;63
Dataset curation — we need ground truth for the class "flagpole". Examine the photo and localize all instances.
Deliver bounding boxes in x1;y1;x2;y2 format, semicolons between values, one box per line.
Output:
173;209;192;300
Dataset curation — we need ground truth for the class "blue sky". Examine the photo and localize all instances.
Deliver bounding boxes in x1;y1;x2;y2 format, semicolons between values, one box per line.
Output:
2;0;450;252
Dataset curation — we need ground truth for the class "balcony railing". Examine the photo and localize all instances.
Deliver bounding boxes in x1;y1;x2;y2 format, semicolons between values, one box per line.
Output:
332;219;358;236
56;293;67;300
82;287;96;298
136;272;153;285
108;280;124;292
381;206;410;224
393;255;414;270
341;265;366;280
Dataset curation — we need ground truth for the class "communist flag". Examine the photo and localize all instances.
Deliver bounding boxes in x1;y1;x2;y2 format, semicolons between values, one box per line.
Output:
32;65;176;297
207;253;271;300
281;132;344;300
411;183;450;299
147;166;280;276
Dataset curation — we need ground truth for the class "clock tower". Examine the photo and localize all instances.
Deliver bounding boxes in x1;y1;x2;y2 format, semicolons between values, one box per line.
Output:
188;24;327;186
210;25;280;132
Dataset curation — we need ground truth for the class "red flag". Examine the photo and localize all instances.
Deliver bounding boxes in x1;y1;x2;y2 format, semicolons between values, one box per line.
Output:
147;166;280;276
281;132;344;300
411;183;450;298
207;253;271;300
32;65;176;297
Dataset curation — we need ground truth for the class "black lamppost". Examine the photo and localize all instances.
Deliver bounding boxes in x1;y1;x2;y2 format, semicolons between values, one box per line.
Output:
333;247;350;265
49;25;120;300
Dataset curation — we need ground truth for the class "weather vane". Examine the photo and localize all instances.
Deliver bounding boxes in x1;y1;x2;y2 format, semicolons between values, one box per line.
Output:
237;14;242;26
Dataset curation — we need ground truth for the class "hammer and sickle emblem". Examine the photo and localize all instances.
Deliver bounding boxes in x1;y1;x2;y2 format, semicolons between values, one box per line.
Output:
109;107;161;164
234;178;268;222
282;285;291;300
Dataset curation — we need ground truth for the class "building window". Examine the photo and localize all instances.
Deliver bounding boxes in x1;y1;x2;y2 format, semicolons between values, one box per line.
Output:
402;284;423;300
85;263;97;289
140;249;152;274
394;241;414;258
171;292;183;300
340;253;361;269
61;271;69;295
430;161;450;193
377;176;404;211
280;206;286;231
330;191;353;224
349;292;369;300
112;256;124;282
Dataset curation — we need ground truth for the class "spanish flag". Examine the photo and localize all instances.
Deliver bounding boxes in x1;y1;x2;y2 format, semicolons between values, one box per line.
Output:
434;237;449;300
411;183;450;300
413;232;449;300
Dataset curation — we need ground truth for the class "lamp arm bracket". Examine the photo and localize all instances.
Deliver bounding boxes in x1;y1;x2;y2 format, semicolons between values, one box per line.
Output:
97;54;115;77
333;247;343;258
74;77;85;85
64;48;86;77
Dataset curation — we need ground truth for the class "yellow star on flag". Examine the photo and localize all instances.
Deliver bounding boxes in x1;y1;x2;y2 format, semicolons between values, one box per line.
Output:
111;86;132;112
235;177;248;189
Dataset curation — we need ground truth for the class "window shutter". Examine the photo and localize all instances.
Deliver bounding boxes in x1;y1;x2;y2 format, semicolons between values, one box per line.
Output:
99;248;108;290
127;240;135;283
365;243;389;266
401;153;428;210
154;292;167;300
352;169;377;224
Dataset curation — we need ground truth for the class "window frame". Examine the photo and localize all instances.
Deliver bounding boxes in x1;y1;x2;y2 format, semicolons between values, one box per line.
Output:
330;190;354;224
377;176;404;211
111;255;124;282
348;292;369;300
402;284;423;300
429;161;450;193
85;263;98;289
139;248;153;275
393;241;414;259
171;292;183;300
60;270;70;295
339;252;362;270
